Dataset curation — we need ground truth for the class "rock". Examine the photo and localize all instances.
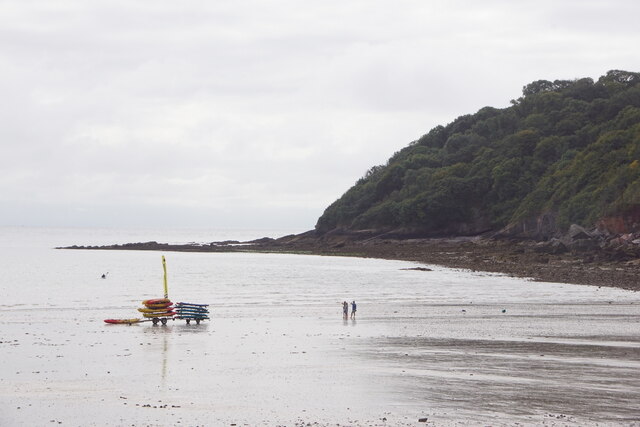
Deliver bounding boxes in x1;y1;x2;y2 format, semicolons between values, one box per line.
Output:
567;238;599;253
534;239;567;255
606;237;626;248
210;240;240;246
249;237;276;244
550;239;568;254
534;255;550;264
608;249;633;262
533;241;547;253
568;224;592;240
590;227;609;239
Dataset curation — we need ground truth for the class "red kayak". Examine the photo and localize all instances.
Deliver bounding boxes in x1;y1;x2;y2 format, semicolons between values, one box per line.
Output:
104;318;143;324
142;298;171;305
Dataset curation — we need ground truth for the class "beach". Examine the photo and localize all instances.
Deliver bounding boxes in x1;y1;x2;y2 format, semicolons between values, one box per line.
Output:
3;296;640;426
2;227;640;426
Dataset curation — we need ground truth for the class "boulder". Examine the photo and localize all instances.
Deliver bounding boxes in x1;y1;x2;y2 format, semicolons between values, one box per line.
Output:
533;239;568;254
567;238;599;252
568;224;592;240
548;239;568;254
606;237;625;249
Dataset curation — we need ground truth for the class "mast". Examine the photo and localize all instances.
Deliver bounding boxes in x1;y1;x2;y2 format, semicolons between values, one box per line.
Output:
162;255;168;299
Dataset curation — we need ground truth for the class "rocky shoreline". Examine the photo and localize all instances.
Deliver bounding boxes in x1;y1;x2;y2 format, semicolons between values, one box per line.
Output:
60;225;640;292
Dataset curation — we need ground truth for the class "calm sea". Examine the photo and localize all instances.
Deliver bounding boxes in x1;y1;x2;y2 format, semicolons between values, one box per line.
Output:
2;225;636;313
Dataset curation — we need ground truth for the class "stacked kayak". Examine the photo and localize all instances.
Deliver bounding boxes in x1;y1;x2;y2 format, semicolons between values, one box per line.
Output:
103;256;210;326
175;302;209;324
138;298;175;325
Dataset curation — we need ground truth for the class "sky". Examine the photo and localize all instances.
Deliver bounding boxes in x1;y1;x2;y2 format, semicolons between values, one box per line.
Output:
1;0;639;231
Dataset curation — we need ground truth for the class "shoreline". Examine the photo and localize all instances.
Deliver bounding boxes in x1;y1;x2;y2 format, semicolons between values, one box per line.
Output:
60;235;640;292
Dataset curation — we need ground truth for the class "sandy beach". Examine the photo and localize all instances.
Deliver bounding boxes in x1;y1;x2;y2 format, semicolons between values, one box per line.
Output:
3;299;640;426
2;231;640;426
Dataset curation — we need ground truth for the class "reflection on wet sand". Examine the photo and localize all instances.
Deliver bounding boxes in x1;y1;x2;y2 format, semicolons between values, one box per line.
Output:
140;322;211;385
359;326;640;423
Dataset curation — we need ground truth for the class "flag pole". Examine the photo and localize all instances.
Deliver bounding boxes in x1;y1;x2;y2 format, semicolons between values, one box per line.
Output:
162;255;168;299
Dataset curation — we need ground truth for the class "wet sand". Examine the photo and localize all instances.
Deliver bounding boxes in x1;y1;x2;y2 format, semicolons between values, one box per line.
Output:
2;300;639;426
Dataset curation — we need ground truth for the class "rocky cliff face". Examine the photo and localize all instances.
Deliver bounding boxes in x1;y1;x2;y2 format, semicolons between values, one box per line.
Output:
473;206;640;262
495;212;558;240
497;205;640;240
596;205;640;234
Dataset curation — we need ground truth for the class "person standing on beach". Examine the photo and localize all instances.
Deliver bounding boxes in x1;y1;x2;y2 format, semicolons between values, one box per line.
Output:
342;301;349;319
350;301;357;319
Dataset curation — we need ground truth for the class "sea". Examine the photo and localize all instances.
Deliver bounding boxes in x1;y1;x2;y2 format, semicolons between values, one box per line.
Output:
1;226;639;426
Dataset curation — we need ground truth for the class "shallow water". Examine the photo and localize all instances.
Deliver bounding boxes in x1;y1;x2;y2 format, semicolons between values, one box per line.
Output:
1;227;639;426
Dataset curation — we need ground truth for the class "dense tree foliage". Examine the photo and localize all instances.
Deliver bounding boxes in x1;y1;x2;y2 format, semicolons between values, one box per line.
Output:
316;70;640;236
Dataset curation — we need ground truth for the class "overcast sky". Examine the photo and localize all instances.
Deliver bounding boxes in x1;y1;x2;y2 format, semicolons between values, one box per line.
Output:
1;0;639;231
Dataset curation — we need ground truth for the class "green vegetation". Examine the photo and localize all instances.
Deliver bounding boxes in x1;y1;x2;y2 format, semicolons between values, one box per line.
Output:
316;70;640;236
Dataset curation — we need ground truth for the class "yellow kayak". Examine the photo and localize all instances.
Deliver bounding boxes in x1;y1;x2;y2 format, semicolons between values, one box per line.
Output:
142;311;175;318
138;307;173;313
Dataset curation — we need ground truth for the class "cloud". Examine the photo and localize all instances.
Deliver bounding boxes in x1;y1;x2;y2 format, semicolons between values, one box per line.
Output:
1;0;640;229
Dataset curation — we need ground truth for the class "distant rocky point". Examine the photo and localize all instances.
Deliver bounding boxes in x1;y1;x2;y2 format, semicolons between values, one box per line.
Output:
59;223;640;292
